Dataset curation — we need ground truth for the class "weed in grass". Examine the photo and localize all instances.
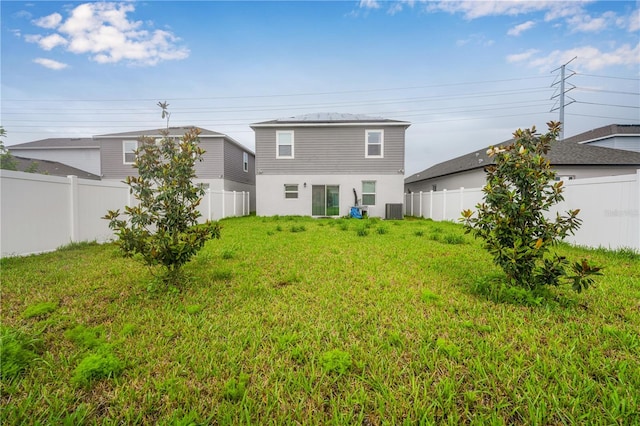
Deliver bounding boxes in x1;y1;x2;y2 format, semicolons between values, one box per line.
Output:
320;350;352;375
211;270;233;282
290;346;306;364
386;331;404;348
376;226;388;235
421;290;440;304
0;326;41;379
120;323;137;337
275;225;283;232
443;234;465;245
56;240;99;252
185;304;204;315
72;351;124;387
356;227;369;237
221;248;235;259
340;222;350;231
275;332;299;350
435;338;460;359
471;275;546;306
223;373;250;401
22;301;58;319
290;225;306;233
429;233;440;242
65;324;104;349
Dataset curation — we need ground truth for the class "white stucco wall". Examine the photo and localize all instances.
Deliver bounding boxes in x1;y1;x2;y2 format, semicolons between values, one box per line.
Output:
256;174;405;218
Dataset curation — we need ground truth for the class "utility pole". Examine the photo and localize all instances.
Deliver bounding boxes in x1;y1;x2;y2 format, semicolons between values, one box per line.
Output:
550;57;577;140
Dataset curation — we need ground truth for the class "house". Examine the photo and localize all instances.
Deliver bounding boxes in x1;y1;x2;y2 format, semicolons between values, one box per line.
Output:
250;113;410;217
405;129;640;193
95;126;256;210
12;156;101;180
563;124;640;153
8;138;100;175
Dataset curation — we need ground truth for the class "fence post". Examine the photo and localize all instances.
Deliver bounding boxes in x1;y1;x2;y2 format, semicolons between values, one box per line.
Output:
68;175;79;242
637;169;640;250
442;189;447;221
221;190;226;219
419;191;423;218
429;190;433;219
233;191;237;217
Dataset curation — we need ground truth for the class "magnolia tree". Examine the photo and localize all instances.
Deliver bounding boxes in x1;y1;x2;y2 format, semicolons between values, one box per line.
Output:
104;126;220;287
461;122;601;292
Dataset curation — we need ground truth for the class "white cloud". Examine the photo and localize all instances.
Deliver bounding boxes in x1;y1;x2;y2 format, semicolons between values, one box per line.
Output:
456;33;495;47
32;12;62;29
566;11;617;33
33;58;69;70
427;0;577;20
518;43;640;71
618;9;640;32
25;2;189;66
506;49;539;63
507;20;536;36
359;0;381;10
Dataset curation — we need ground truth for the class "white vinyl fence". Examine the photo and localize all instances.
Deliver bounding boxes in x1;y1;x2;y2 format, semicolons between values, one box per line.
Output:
0;170;250;257
404;170;640;251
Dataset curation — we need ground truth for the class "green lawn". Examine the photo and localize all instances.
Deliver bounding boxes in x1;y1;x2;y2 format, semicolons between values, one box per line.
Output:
1;216;639;425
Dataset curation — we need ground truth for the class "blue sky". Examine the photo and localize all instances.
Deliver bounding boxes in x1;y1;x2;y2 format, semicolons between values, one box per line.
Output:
1;0;638;175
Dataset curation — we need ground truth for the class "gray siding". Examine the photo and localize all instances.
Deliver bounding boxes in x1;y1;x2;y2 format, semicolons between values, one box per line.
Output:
223;140;255;185
99;136;226;180
255;126;405;175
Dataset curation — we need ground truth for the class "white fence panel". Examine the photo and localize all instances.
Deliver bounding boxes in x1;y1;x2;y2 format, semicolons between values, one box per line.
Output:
0;170;250;257
405;170;640;251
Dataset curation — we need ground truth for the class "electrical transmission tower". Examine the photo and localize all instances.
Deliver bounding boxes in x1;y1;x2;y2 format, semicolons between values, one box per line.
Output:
550;57;577;140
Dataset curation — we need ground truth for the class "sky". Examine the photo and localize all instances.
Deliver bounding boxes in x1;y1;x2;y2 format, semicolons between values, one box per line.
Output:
1;0;639;176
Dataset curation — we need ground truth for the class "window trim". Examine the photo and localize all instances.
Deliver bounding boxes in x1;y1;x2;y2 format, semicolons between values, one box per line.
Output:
243;152;249;172
362;180;376;206
284;184;299;199
276;130;295;159
123;140;138;165
365;129;384;158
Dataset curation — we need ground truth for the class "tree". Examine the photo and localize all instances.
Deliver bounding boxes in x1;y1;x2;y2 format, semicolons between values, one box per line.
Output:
0;127;18;171
104;123;220;287
461;122;601;292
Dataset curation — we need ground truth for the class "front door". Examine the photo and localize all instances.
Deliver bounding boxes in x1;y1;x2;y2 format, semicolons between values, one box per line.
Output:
312;185;339;216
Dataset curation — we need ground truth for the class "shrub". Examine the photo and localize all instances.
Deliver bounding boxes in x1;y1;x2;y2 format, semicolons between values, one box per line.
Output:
104;123;221;287
461;122;602;292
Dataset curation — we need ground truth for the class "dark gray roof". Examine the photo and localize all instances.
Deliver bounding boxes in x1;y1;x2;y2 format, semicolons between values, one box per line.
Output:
8;138;97;149
405;139;640;184
12;156;101;180
94;126;226;138
251;112;410;126
563;124;640;144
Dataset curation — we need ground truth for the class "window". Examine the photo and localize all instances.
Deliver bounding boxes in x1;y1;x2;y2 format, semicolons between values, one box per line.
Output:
362;181;376;205
284;184;298;199
365;130;383;158
243;152;249;172
432;184;437;191
277;131;294;158
123;140;138;164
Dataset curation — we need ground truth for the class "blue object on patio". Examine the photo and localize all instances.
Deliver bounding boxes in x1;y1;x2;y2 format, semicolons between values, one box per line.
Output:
350;207;363;219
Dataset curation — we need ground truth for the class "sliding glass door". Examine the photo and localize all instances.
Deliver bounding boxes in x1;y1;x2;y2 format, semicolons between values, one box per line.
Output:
311;185;339;216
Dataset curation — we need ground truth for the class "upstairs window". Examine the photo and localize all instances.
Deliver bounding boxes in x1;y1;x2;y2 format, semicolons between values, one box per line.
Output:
284;184;299;199
365;130;384;158
362;181;376;205
277;131;294;159
243;152;249;172
123;140;138;164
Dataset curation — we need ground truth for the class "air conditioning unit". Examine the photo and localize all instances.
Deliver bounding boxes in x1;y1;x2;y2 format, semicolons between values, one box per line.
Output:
385;203;403;220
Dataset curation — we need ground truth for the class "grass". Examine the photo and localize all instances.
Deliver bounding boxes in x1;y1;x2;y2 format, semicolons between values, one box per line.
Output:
1;215;639;424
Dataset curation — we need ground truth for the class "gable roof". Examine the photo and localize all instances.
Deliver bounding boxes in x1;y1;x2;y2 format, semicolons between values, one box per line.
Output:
12;156;101;180
251;112;410;127
94;126;255;154
563;124;640;144
8;138;98;150
94;126;226;138
405;139;640;184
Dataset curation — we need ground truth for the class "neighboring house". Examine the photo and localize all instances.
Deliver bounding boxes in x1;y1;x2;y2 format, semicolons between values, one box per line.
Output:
405;134;640;193
563;124;640;153
250;113;410;218
12;156;101;180
95;126;256;210
8;138;100;175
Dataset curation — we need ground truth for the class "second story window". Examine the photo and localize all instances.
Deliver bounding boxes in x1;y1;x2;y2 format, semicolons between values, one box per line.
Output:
365;130;383;158
243;152;249;172
277;131;294;159
123;140;138;164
